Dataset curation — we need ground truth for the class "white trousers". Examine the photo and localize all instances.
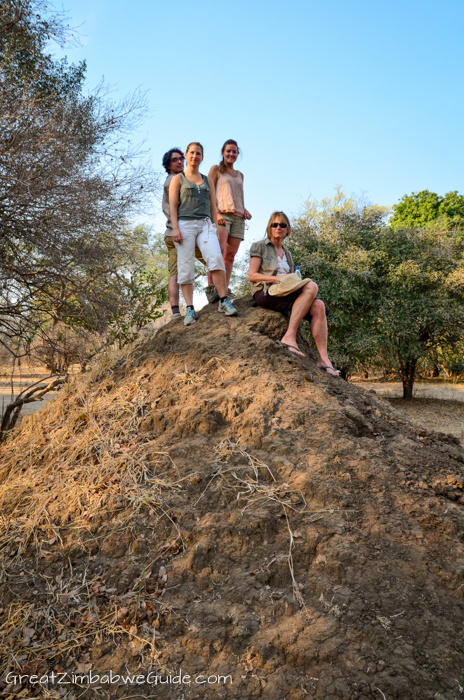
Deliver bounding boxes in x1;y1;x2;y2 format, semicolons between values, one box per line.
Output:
174;218;225;285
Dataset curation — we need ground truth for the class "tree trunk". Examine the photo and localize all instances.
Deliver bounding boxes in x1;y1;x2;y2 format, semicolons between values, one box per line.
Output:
401;358;417;400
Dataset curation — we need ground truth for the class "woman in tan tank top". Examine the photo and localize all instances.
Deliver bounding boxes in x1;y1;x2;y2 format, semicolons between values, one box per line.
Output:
206;139;252;300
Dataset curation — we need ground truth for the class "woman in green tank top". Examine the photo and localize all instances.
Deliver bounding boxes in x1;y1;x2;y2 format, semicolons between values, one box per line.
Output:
169;142;237;325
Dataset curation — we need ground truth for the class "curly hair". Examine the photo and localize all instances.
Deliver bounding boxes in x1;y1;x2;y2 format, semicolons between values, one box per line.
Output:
162;147;183;174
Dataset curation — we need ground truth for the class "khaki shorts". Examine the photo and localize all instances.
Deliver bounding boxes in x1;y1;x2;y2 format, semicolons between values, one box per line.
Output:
165;235;206;277
220;213;246;240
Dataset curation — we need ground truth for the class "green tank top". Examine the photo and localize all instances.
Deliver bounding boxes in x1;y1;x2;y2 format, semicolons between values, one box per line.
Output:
177;172;211;220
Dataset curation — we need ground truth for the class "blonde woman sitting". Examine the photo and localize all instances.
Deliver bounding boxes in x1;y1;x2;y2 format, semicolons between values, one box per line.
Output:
248;211;339;376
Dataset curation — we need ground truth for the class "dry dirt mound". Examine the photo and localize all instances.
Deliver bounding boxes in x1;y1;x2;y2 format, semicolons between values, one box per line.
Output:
1;297;464;700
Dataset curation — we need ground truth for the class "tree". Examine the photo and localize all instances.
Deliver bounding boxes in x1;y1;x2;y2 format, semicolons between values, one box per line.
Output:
27;223;168;366
391;190;464;233
289;190;464;399
0;0;162;360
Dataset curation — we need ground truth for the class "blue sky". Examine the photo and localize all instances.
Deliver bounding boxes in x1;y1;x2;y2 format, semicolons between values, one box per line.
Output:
56;0;464;246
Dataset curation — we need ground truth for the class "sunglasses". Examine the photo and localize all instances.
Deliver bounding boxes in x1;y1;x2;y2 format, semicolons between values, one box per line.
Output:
171;156;184;163
270;222;288;228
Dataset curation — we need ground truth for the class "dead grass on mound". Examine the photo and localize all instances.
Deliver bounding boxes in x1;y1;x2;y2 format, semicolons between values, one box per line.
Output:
0;563;177;680
0;350;333;682
0;345;185;561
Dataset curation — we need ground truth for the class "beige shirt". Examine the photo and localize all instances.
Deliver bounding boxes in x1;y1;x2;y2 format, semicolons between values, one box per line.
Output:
216;171;245;216
249;239;294;294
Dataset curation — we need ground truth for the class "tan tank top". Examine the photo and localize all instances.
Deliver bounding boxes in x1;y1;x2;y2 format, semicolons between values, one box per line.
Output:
216;170;245;215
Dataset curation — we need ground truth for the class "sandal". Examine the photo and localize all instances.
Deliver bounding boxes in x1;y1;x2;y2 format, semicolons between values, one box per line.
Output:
317;364;341;377
279;342;306;358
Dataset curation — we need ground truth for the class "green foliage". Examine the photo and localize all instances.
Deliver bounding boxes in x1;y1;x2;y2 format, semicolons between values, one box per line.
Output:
145;230;171;288
106;269;167;349
391;190;464;233
289;190;464;398
47;224;168;345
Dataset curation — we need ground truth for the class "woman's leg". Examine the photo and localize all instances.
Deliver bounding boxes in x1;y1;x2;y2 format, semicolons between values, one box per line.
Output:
207;228;228;287
280;282;318;353
253;286;315;357
196;221;228;298
175;221;197;306
224;236;242;288
165;236;180;309
181;282;194;306
211;270;227;297
307;299;338;375
254;287;338;371
223;215;245;288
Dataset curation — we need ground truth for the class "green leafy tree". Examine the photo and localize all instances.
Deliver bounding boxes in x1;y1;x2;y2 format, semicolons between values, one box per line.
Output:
391;190;464;233
290;191;464;399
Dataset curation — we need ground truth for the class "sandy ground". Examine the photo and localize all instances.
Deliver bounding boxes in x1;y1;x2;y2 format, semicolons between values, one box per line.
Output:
353;379;464;402
353;380;464;443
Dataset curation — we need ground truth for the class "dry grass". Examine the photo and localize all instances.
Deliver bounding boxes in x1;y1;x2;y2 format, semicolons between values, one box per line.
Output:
172;357;226;390
0;567;175;681
0;346;188;685
353;379;464;443
0;346;182;560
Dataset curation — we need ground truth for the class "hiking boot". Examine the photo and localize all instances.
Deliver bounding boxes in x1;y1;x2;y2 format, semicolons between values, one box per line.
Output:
172;310;182;319
205;285;220;304
218;298;238;316
184;308;198;326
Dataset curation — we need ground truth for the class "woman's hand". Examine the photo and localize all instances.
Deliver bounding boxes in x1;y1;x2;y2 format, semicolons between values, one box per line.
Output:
244;209;252;220
217;213;226;226
173;227;183;243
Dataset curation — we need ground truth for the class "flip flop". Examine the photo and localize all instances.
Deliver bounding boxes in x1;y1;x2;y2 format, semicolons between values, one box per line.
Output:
279;342;306;358
317;364;341;377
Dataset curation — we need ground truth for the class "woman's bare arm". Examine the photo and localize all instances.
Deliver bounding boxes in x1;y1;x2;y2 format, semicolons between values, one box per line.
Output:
208;165;225;226
208;176;218;226
248;256;288;283
208;164;220;186
240;172;252;219
169;174;182;242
